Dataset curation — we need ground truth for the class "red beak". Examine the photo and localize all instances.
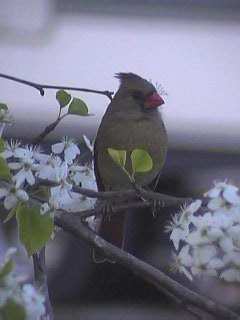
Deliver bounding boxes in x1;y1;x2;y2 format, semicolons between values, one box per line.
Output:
145;92;165;109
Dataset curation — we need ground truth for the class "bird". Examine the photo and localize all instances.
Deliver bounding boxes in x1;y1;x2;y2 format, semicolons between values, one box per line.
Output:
93;72;168;257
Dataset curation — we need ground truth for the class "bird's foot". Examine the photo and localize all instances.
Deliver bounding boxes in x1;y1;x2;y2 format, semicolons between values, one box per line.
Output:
99;200;115;221
150;199;165;218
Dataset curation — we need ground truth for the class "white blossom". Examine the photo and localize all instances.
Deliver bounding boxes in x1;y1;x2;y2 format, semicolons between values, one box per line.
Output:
12;166;35;188
223;251;240;268
212;211;233;230
166;200;201;250
35;155;62;181
219;237;234;253
14;145;34;160
207;197;225;210
1;139;21;159
0;248;46;318
71;164;97;190
49;162;73;209
169;227;188;250
207;257;225;270
220;268;240;282
204;181;225;198
9;146;37;188
0;185;29;210
205;181;240;206
223;184;240;205
52;136;80;164
206;227;224;242
168;181;240;283
191;265;217;278
69;164;88;186
171;246;193;281
187;230;210;246
228;225;240;247
22;284;45;320
166;213;188;250
187;199;202;213
192;245;217;266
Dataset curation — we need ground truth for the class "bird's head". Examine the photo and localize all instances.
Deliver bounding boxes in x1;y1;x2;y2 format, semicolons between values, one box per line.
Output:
115;72;165;110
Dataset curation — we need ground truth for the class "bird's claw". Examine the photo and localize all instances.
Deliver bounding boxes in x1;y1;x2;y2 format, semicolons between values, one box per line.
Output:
151;199;165;217
99;201;114;221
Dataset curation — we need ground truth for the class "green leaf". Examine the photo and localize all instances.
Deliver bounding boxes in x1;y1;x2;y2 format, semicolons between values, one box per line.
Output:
16;204;54;256
0;103;8;111
131;149;153;174
0;138;5;152
56;90;71;108
0;299;26;320
68;97;89;116
108;148;126;168
0;157;11;181
0;260;14;282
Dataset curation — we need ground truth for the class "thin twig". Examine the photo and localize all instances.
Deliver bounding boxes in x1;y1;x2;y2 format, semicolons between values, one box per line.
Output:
0;73;114;101
0;72;114;144
33;118;61;145
54;210;240;320
33;113;68;144
73;185;192;207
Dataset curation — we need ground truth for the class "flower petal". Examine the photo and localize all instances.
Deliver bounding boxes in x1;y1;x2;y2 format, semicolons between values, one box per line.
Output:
0;188;9;199
16;189;29;202
220;268;240;282
193;245;217;266
13;168;27;188
187;200;202;214
1;150;13;159
223;185;240;205
207;197;225;211
4;194;18;210
219;237;234;252
204;186;221;198
25;170;35;186
52;142;65;154
8;162;22;170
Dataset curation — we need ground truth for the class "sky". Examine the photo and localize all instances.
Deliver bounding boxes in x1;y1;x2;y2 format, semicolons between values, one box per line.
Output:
0;1;240;152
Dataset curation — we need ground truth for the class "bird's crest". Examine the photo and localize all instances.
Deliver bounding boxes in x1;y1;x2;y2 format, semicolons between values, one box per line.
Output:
115;72;143;83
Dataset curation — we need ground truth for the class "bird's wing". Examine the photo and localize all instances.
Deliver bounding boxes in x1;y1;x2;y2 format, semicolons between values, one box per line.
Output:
93;134;105;191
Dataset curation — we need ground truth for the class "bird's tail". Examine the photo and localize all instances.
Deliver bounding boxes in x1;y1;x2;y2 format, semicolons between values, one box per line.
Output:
92;213;126;263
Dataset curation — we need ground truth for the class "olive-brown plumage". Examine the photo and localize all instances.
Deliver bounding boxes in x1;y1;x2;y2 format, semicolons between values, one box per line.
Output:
94;73;168;251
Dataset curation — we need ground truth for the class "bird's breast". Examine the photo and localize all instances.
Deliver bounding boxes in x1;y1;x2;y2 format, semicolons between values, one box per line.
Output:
95;111;168;190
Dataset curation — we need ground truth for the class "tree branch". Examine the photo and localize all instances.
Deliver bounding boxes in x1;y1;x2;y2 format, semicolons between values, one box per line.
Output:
73;185;192;205
35;177;191;207
0;73;114;101
54;210;240;320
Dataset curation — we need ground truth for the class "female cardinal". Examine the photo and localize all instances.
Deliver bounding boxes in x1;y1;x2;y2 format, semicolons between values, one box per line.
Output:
94;72;167;255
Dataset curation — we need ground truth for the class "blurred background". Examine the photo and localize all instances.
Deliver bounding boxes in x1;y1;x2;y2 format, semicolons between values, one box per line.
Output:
1;1;240;319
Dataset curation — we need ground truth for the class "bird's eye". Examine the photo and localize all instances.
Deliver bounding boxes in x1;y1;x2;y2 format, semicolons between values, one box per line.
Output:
145;90;156;98
131;90;144;100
